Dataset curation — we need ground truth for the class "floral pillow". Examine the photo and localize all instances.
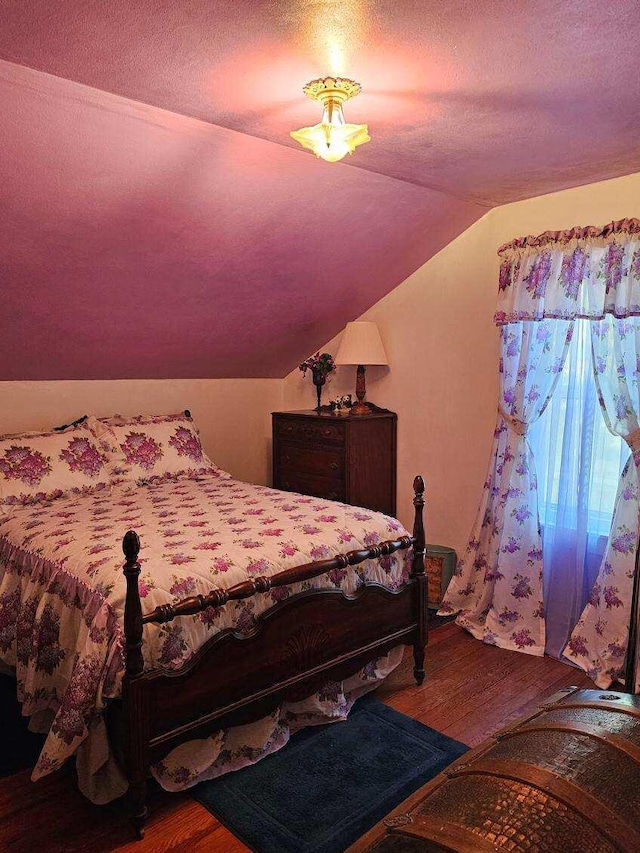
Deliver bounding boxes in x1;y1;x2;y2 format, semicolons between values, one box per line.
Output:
0;422;112;510
89;413;229;485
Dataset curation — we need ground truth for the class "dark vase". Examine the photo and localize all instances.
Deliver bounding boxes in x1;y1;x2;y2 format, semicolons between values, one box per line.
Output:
311;367;327;410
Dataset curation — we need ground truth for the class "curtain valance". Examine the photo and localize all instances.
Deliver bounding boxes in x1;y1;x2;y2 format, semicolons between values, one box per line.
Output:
495;218;640;326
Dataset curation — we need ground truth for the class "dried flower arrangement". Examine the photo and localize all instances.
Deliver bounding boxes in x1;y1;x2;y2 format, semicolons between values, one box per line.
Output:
298;352;335;409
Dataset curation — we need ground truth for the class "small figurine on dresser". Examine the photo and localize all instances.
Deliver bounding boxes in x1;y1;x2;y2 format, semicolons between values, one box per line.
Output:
331;394;352;414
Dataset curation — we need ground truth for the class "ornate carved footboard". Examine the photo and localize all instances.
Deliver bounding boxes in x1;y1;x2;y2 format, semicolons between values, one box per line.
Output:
117;476;428;838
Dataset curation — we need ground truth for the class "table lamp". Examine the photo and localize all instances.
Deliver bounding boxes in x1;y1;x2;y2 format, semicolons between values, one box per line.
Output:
335;321;389;415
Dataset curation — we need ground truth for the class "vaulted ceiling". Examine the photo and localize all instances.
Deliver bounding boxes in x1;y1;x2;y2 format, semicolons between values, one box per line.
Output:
1;1;639;379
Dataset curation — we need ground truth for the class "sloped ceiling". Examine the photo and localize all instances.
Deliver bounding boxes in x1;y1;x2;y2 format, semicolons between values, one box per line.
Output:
1;1;639;379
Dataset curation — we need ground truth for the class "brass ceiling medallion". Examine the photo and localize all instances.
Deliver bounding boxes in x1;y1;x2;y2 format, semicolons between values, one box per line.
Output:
302;76;362;102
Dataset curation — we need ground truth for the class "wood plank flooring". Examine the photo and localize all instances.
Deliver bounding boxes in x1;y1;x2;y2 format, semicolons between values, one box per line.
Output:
0;624;593;853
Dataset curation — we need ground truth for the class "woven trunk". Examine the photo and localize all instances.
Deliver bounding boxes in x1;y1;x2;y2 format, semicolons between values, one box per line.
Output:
350;688;640;853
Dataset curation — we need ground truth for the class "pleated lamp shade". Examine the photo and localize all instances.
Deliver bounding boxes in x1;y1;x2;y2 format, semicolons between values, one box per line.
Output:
335;322;388;366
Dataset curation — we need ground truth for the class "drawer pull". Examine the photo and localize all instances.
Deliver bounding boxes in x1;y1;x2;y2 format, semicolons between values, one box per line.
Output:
330;462;338;471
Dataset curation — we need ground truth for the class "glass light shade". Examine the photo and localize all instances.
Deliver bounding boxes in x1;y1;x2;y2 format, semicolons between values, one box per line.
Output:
335;321;389;366
291;100;370;163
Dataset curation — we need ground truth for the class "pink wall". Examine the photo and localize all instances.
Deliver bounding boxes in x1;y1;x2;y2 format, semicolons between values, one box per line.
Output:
284;214;498;553
284;172;640;554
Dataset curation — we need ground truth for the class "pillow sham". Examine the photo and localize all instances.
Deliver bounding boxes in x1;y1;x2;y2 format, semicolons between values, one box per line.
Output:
0;421;112;509
89;413;229;485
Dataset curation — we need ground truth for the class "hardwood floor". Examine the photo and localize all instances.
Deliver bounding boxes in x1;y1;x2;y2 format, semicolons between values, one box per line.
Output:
0;624;593;853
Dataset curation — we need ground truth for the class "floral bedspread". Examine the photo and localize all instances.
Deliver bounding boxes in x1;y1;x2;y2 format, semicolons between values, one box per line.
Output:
0;472;410;790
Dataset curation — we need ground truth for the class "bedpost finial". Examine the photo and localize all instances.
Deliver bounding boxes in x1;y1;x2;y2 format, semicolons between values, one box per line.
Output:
123;530;141;563
411;474;426;552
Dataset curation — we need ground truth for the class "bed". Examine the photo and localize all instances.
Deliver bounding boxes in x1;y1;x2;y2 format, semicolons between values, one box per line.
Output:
0;411;427;838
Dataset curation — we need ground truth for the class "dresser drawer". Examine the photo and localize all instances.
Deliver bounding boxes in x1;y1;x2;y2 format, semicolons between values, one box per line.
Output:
274;417;346;445
272;410;396;515
277;471;345;502
277;441;343;478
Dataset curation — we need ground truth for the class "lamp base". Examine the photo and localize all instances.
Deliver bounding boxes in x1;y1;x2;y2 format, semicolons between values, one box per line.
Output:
350;400;374;416
348;365;388;415
348;400;389;416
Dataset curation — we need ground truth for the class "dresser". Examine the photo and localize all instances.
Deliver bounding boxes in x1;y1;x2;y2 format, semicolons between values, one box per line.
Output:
272;410;397;516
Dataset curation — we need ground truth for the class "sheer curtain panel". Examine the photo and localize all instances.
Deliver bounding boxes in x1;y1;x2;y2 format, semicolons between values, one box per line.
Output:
529;320;627;659
566;315;640;689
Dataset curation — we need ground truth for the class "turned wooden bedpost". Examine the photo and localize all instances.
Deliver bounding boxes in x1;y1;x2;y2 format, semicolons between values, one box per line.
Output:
123;530;144;677
122;530;148;839
411;475;427;686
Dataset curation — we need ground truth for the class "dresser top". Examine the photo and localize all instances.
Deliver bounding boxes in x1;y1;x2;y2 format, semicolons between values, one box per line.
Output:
272;409;396;420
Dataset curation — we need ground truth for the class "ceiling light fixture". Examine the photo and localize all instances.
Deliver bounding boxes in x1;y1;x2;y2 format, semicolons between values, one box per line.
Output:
290;77;370;163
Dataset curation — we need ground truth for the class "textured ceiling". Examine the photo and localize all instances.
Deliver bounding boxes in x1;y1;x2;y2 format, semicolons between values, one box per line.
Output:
1;1;639;379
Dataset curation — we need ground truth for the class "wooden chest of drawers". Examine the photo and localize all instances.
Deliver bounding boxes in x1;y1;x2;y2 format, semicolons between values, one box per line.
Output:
272;410;397;516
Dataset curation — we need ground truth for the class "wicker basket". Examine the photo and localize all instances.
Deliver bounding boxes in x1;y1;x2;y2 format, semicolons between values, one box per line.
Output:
425;544;456;609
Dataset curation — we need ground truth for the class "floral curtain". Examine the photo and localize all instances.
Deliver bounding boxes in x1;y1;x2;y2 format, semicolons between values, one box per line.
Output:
440;320;573;654
565;315;640;689
441;219;640;667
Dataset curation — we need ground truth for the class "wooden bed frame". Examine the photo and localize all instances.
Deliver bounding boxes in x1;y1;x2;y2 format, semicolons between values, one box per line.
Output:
114;475;428;838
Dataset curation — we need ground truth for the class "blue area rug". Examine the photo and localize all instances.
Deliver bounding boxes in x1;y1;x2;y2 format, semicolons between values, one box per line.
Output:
194;693;467;853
